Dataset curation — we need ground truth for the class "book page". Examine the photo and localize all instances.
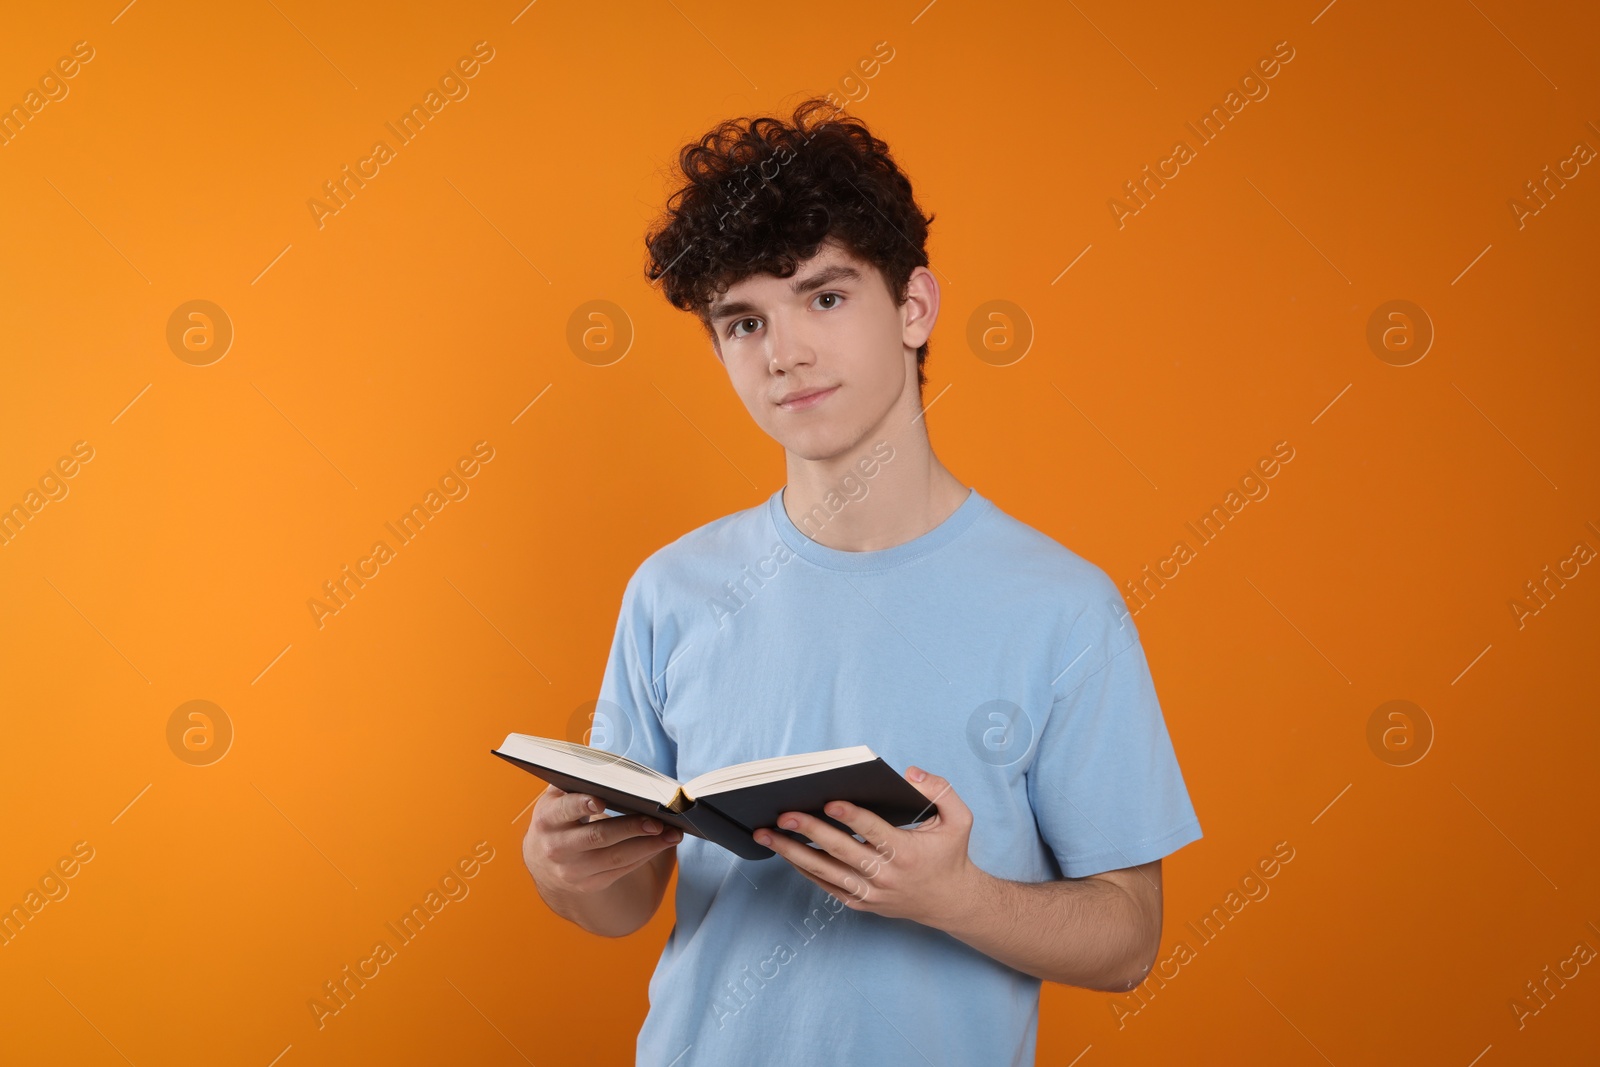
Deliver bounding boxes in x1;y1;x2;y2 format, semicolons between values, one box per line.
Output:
685;745;877;799
495;733;681;807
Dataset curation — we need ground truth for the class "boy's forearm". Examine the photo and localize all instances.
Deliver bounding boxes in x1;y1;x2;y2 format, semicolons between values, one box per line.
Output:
533;855;671;938
933;865;1155;991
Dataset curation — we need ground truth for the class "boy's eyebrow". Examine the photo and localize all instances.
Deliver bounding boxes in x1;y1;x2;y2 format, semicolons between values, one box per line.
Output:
707;263;863;324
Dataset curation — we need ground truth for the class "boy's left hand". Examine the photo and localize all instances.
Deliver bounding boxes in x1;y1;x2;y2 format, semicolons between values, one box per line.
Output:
752;766;984;928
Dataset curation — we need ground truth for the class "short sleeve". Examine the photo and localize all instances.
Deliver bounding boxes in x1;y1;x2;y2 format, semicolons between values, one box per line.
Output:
587;566;678;780
1026;590;1202;879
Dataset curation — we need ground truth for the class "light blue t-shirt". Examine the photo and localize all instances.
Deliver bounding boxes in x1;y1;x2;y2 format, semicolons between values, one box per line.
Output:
590;484;1202;1066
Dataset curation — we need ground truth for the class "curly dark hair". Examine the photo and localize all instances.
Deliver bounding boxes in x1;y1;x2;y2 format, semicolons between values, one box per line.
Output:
643;97;937;389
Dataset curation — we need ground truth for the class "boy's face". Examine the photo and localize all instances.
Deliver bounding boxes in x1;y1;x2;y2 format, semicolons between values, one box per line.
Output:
704;237;933;464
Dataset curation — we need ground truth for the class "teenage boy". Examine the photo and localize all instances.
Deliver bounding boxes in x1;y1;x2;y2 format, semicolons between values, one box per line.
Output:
522;98;1203;1066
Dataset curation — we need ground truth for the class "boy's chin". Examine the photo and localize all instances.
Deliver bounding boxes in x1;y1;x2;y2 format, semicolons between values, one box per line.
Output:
782;435;868;464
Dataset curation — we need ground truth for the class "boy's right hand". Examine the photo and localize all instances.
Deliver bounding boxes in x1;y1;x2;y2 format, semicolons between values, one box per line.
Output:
522;784;682;894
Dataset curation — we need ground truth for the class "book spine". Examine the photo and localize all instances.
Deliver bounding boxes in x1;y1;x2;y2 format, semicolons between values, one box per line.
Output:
666;785;690;813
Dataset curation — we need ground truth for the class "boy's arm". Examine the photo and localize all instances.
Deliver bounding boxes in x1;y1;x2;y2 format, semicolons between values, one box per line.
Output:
524;786;681;938
932;858;1162;991
752;768;1165;991
534;848;677;939
538;565;682;937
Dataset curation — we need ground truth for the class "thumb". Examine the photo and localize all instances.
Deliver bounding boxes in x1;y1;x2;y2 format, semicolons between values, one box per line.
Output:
904;766;969;825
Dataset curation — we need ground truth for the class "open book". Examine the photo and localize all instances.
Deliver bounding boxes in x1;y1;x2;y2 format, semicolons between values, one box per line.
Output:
492;733;938;860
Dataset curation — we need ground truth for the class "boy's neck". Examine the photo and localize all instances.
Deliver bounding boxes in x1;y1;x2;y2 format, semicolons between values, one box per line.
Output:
781;421;969;554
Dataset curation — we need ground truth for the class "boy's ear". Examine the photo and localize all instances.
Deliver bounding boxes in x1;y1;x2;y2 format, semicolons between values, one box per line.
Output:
901;266;939;350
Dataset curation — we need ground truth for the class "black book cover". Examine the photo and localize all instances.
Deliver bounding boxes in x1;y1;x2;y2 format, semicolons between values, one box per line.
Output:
492;751;937;861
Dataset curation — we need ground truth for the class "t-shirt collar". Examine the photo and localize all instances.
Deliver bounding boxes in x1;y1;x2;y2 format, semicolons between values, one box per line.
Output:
767;484;989;572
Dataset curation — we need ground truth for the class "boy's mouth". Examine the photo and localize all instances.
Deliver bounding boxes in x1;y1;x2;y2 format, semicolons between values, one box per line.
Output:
776;385;838;410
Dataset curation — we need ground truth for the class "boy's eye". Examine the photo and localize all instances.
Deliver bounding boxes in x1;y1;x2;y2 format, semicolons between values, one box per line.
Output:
726;293;843;338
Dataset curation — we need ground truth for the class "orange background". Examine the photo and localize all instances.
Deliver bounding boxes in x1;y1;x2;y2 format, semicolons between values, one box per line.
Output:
2;1;1596;1064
